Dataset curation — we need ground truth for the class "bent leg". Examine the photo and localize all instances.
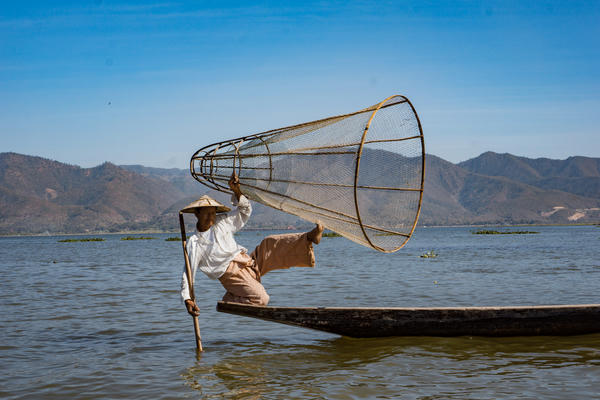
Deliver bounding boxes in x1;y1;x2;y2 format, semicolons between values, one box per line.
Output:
218;261;270;306
251;232;315;277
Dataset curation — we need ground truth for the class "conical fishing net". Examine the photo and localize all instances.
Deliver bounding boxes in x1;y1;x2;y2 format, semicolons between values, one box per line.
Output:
190;95;425;252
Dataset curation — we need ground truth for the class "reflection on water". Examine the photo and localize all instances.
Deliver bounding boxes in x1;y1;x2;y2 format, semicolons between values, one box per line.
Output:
1;226;599;399
184;335;600;399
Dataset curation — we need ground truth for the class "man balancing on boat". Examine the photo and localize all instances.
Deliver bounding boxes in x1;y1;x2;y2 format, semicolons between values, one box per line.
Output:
181;172;324;317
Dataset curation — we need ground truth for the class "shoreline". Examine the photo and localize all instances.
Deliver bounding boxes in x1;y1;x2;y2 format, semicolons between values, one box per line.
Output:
418;222;599;228
1;222;597;238
0;227;308;238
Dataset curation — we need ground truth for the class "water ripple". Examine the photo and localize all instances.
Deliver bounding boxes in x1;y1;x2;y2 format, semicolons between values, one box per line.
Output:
1;227;599;399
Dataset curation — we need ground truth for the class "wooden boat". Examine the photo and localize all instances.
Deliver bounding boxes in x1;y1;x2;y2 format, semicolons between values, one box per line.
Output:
217;302;600;337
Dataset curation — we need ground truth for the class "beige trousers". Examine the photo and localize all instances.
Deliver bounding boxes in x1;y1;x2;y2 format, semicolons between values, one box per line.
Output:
218;232;315;305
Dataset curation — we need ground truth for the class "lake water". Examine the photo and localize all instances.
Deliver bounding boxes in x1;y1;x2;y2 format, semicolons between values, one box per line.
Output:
1;226;599;399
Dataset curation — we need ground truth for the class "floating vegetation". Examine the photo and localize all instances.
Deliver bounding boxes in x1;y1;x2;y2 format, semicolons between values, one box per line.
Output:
121;236;156;241
165;237;182;241
472;230;539;235
323;232;342;238
420;250;438;258
58;238;105;243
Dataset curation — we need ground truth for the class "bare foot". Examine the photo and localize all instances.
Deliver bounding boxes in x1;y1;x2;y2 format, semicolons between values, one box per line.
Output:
307;222;324;245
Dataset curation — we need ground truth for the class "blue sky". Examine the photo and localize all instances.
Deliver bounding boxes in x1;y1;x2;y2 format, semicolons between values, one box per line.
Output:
1;1;599;168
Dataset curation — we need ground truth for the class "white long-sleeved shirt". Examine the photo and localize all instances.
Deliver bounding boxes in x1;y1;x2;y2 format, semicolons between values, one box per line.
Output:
181;194;252;301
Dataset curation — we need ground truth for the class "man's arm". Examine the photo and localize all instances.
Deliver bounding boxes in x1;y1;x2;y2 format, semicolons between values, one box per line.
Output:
181;269;199;317
181;238;200;317
221;172;252;232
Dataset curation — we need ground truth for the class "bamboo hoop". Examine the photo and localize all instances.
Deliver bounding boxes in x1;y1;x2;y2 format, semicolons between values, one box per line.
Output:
353;95;424;252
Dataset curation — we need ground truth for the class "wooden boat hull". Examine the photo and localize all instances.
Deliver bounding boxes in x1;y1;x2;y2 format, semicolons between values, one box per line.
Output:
216;302;600;337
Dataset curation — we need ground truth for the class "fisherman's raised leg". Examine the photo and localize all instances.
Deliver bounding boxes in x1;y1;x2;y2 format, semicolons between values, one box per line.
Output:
252;223;324;276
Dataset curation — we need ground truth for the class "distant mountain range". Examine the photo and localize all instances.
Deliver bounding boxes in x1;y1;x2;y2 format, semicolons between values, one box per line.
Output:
422;153;600;225
1;151;598;235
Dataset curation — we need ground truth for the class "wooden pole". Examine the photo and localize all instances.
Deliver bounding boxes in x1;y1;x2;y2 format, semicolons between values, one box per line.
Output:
179;212;203;351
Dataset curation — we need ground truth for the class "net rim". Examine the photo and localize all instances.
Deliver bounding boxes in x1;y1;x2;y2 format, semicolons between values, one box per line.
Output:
353;94;426;253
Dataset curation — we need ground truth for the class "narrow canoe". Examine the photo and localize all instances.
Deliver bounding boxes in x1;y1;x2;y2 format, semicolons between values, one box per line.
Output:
216;302;600;337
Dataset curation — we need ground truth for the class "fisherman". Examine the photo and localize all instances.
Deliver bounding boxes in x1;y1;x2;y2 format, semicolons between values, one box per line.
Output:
181;173;324;317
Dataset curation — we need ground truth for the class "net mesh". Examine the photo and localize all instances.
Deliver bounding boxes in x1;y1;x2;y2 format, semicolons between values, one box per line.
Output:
190;95;425;252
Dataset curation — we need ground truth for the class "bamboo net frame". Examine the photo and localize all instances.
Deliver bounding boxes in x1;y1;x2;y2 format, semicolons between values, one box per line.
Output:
190;95;425;252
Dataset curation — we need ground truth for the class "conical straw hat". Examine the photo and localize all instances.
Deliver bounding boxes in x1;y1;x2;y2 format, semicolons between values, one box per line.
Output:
181;195;231;213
